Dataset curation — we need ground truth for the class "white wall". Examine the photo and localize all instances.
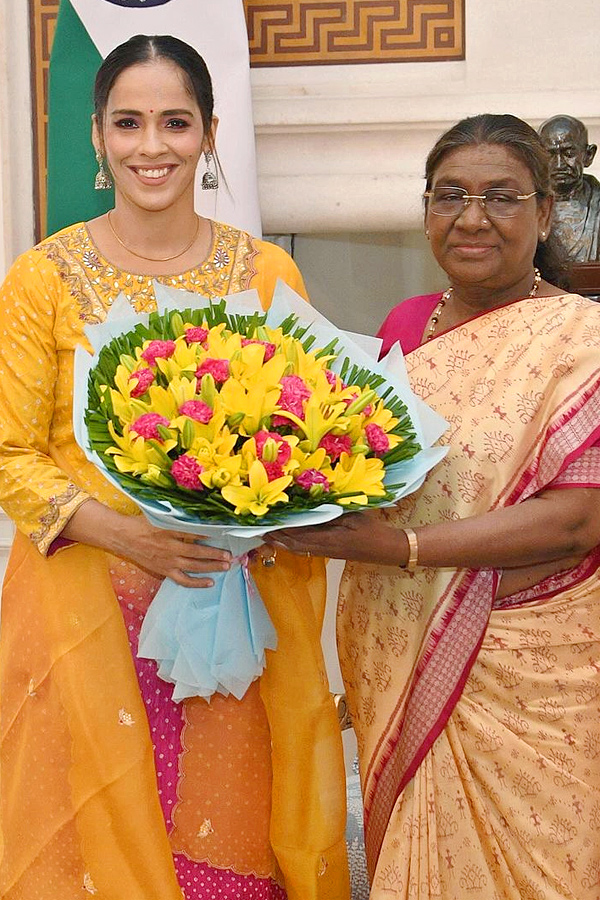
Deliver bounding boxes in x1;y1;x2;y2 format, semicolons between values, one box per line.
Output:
294;230;446;335
252;0;600;232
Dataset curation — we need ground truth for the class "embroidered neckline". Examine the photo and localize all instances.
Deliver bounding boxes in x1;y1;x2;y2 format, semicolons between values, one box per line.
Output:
82;218;217;278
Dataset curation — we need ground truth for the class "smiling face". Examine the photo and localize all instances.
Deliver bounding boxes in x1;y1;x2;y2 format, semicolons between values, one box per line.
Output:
425;144;552;300
92;58;215;215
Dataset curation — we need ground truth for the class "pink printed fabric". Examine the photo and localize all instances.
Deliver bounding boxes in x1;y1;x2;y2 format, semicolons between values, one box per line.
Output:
110;561;286;900
377;293;441;356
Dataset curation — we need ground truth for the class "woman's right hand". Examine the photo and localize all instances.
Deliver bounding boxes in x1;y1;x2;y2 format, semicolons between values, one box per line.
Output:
61;498;231;587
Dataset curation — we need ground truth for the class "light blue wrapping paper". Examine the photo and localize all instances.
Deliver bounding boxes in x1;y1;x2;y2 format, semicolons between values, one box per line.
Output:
73;280;447;701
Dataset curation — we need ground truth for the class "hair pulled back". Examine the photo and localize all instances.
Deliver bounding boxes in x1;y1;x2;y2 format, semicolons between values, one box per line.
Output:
425;114;571;289
94;34;215;145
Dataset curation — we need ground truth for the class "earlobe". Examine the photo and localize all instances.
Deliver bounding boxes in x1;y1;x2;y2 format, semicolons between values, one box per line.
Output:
585;144;597;167
91;114;103;156
205;116;219;154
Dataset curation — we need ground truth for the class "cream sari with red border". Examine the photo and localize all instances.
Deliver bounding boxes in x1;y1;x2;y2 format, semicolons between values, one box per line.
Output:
338;293;600;899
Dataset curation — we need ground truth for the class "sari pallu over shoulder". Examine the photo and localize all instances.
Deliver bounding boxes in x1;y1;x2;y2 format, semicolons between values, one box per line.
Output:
337;292;600;876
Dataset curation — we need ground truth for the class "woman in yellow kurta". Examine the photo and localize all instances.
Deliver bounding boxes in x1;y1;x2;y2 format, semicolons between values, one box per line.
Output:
271;115;600;899
0;35;349;900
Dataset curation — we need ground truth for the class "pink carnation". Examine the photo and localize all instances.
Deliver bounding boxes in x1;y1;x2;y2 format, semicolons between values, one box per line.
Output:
295;469;331;492
171;454;204;490
254;430;292;465
365;423;390;455
130;413;171;441
128;367;154;398
324;369;338;388
179;400;213;424
196;358;230;385
141;340;176;366
263;461;285;481
184;326;209;345
276;375;311;419
241;338;276;361
319;433;353;462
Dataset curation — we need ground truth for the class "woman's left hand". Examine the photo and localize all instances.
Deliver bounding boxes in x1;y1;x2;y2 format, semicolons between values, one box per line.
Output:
267;511;405;567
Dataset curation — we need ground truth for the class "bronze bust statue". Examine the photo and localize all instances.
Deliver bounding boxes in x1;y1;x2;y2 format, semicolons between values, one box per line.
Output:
538;115;600;262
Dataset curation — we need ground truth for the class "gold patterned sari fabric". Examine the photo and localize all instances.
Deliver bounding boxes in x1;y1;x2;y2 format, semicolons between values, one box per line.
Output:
338;294;600;899
0;222;349;900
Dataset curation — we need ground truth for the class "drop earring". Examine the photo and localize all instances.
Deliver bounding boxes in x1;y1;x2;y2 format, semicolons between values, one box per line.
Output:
94;149;113;190
201;150;218;190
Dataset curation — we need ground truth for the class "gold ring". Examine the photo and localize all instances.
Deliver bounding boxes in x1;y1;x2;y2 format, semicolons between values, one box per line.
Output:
261;549;277;568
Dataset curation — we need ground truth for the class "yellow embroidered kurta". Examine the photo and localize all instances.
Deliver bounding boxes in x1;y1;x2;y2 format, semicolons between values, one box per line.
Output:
0;221;350;900
339;293;600;899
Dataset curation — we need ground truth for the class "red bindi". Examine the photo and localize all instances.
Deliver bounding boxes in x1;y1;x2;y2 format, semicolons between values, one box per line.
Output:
149;109;154;113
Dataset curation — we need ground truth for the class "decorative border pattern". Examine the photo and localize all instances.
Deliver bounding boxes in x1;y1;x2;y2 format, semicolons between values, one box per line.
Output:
243;0;465;67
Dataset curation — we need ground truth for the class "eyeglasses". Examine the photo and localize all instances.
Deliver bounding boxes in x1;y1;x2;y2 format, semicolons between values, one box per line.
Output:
423;186;538;219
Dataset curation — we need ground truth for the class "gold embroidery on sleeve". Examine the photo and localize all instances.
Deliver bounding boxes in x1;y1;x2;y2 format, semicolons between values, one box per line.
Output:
30;483;85;552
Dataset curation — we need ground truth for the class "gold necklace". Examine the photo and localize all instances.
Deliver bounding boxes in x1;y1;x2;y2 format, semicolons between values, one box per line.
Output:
107;212;200;262
425;267;542;341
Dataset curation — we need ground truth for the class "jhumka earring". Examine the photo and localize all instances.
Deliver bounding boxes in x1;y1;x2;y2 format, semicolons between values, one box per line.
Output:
94;149;113;190
201;151;218;190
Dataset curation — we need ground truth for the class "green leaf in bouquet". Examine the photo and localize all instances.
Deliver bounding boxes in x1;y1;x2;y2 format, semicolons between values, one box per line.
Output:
314;338;339;360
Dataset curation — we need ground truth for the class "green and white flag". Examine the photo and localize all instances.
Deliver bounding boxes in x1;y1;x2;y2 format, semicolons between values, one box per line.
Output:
47;0;261;236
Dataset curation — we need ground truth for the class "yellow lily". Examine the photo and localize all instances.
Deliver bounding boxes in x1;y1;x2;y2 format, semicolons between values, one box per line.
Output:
221;460;292;517
330;452;386;504
200;454;244;490
230;348;288;387
173;409;232;451
278;391;351;451
105;422;177;475
154;340;199;381
184;433;239;470
219;378;282;435
364;398;401;433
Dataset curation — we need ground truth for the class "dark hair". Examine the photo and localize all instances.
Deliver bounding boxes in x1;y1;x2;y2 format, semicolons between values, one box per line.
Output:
424;114;572;289
94;34;215;148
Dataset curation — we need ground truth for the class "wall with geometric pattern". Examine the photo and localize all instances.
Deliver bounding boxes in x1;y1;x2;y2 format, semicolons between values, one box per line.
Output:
245;1;464;67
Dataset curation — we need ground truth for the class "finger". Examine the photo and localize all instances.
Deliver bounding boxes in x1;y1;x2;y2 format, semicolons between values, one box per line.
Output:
170;571;216;589
174;557;231;574
170;541;232;562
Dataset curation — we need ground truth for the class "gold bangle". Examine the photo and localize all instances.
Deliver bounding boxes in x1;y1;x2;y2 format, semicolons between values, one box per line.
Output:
402;528;419;571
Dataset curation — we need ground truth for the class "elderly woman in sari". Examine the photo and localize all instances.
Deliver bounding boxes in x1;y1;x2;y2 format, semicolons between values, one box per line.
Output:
271;114;600;900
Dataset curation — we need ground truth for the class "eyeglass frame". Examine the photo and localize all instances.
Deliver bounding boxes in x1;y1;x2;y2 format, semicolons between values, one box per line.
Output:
423;186;538;219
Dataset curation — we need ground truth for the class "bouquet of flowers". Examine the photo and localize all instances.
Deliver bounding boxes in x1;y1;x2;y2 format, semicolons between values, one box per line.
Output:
74;281;447;701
